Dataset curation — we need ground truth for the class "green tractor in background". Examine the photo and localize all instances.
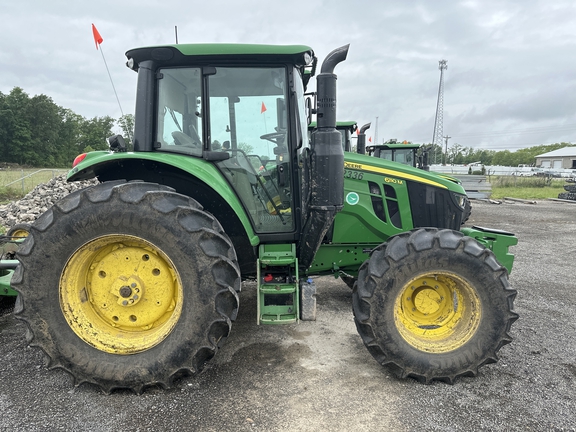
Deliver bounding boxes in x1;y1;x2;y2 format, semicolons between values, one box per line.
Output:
3;42;518;393
367;139;432;170
309;120;358;152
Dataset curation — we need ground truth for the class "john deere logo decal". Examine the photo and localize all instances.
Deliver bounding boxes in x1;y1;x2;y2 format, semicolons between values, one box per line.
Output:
346;192;359;205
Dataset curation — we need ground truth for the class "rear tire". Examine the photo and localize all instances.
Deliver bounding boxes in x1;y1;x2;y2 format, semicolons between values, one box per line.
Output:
12;181;240;393
353;228;517;383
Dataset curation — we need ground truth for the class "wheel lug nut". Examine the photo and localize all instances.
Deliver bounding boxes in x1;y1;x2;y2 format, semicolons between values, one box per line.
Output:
119;286;132;298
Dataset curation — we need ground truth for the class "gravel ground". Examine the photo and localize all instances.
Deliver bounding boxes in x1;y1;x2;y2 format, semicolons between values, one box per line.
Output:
1;198;575;431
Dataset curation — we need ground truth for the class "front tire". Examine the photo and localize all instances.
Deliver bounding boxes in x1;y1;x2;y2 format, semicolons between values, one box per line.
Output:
12;181;240;393
7;223;31;239
353;228;518;383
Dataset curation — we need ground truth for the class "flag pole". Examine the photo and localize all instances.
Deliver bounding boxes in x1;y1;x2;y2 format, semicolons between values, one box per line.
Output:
261;101;268;155
92;24;132;143
98;45;125;118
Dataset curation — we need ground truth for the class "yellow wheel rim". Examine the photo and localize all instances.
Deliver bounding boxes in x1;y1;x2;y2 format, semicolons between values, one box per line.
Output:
60;235;183;355
10;228;29;238
394;272;481;353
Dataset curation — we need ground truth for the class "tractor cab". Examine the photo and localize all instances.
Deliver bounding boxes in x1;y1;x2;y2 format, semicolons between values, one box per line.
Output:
309;120;357;152
125;45;316;236
367;139;422;167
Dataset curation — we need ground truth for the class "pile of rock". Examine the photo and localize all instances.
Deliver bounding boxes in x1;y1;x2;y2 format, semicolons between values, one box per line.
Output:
0;176;98;229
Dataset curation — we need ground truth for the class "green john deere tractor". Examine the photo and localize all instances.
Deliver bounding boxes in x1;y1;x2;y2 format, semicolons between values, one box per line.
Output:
367;139;429;169
3;42;518;393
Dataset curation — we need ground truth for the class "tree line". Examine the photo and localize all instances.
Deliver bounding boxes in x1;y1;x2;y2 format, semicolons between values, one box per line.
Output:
1;86;572;168
393;140;571;167
0;87;133;168
444;142;572;167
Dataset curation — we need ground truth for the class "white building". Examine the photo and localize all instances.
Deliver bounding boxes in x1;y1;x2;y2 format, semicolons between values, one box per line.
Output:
535;147;576;169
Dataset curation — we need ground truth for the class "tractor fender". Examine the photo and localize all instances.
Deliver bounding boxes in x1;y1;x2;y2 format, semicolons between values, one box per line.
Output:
68;151;260;248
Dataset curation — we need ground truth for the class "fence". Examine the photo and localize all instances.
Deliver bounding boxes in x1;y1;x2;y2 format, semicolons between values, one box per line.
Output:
0;169;68;194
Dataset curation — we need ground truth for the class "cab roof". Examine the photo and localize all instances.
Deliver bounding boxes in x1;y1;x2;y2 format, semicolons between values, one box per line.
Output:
126;43;315;70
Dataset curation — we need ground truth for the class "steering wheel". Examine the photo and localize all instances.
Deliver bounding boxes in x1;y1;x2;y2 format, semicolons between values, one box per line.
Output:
260;132;286;144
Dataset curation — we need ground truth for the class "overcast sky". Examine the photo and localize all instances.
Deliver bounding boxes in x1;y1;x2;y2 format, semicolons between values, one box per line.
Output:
2;0;576;151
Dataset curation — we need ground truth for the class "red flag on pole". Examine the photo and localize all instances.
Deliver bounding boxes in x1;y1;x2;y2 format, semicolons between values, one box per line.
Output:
356;128;360;135
92;24;103;50
261;102;267;114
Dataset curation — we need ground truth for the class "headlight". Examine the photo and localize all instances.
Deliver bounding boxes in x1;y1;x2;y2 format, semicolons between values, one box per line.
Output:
451;192;467;209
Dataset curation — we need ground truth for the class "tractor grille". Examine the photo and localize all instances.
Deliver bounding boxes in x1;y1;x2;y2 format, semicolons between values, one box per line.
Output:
406;181;463;230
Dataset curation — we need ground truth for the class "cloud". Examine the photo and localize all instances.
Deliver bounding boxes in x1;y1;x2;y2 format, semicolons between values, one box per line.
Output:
1;0;575;150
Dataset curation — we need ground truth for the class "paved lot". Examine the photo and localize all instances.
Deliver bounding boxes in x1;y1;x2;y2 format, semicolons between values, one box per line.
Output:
1;199;575;431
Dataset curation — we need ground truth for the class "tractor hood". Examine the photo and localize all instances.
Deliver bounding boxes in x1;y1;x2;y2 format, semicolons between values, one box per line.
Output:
343;152;467;195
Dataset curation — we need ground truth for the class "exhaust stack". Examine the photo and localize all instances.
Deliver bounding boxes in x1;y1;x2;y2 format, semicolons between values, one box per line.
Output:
299;44;349;270
356;122;371;155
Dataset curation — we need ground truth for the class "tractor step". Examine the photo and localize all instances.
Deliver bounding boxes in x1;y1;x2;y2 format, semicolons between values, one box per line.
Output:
257;244;299;325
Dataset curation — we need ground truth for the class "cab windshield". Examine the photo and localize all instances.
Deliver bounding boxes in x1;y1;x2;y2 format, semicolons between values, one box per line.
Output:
379;148;415;167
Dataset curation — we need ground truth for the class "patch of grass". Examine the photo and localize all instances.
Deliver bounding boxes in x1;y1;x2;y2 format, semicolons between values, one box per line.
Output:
0;186;25;204
491;186;565;200
490;176;566;199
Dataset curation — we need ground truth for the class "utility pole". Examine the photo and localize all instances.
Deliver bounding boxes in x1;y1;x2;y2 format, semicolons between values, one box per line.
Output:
432;59;448;164
444;135;451;165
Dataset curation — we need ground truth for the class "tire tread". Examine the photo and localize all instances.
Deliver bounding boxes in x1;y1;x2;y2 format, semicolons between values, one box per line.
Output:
353;228;517;384
13;181;240;393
